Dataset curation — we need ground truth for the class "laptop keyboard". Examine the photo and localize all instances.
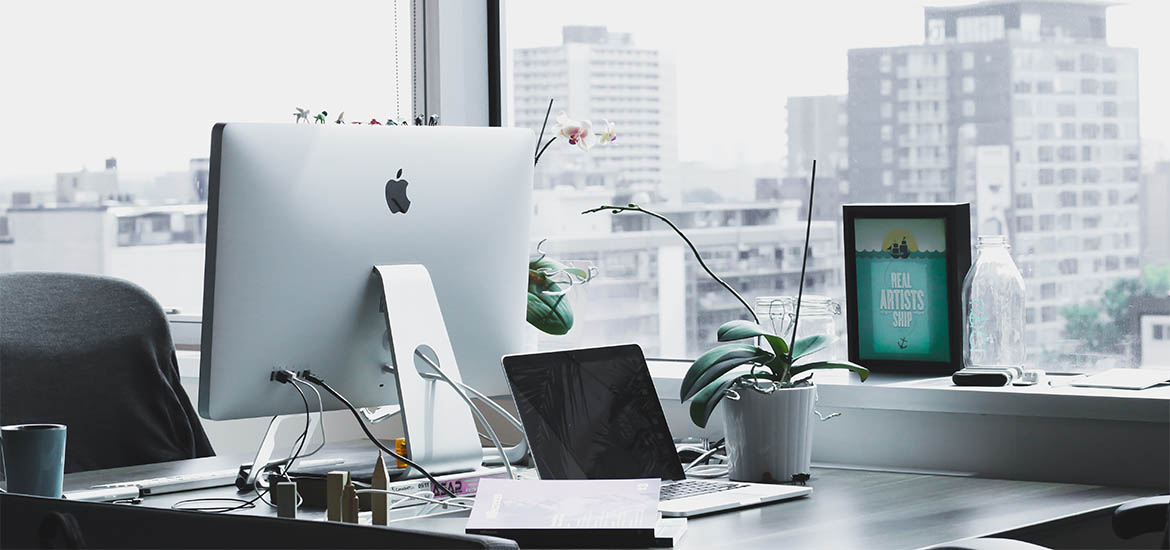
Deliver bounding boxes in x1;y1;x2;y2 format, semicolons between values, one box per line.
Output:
659;480;749;501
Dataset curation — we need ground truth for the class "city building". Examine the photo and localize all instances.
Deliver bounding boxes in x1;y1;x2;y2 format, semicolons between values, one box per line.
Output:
56;157;120;204
1131;294;1170;368
847;0;1142;351
1142;162;1170;267
532;193;842;359
786;95;849;179
513;25;679;200
0;204;208;313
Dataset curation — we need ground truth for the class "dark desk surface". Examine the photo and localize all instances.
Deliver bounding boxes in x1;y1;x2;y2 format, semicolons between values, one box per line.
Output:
63;445;1156;550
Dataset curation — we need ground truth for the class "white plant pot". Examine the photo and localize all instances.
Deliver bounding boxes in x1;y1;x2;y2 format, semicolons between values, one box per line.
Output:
721;383;816;483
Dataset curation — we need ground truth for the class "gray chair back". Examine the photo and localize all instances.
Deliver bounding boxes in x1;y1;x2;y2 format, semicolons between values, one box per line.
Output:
0;272;213;472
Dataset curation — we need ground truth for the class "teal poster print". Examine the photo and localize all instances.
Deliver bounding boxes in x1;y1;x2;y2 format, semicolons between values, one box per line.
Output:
854;218;950;362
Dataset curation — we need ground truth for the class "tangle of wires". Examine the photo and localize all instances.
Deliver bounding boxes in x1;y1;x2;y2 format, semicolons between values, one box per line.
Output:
171;373;318;513
676;439;728;478
298;370;458;499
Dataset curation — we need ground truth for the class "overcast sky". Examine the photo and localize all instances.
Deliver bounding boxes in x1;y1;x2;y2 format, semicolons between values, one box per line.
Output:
1;0;1166;183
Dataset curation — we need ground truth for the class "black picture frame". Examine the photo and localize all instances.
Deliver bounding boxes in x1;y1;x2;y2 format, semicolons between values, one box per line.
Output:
842;203;971;375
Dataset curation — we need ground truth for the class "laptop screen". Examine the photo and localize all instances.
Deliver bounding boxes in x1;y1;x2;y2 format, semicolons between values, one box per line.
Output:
501;344;686;481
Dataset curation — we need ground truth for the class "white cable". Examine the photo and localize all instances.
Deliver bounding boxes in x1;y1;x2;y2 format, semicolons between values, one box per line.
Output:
684;446;725;472
686;465;730;478
292;379;327;459
456;381;524;430
456;379;528;465
355;489;473;511
413;350;514;480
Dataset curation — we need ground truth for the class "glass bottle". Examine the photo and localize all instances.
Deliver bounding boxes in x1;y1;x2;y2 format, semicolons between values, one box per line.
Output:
755;295;841;364
962;235;1026;369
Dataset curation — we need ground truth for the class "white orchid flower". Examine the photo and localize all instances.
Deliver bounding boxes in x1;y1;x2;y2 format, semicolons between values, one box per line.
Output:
555;112;593;151
596;120;617;146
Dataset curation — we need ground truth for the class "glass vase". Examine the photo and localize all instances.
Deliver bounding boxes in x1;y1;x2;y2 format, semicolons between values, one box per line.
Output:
961;235;1026;369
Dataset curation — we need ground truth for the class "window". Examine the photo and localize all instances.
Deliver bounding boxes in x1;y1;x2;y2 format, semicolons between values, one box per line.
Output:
1038;169;1055;186
14;0;1148;374
0;0;415;316
1038;146;1053;162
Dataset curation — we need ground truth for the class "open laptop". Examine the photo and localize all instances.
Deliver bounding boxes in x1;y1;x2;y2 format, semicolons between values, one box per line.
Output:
501;344;811;517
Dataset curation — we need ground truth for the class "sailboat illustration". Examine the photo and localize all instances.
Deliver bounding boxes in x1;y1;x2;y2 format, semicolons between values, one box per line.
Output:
886;237;911;259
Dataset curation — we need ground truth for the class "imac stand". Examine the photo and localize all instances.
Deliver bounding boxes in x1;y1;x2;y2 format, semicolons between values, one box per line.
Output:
371;264;484;477
242;412;322;489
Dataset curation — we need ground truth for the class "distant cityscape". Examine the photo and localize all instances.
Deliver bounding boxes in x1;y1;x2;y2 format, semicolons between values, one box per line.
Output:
1;0;1166;368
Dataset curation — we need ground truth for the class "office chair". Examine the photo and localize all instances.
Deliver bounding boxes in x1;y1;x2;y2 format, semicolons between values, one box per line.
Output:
0;272;214;473
927;495;1170;550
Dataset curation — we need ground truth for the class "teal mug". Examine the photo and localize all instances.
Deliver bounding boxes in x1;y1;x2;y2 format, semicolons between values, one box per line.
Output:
0;424;67;497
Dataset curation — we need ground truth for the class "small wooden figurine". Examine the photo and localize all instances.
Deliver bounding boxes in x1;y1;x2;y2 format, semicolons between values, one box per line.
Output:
276;481;297;518
326;470;349;521
371;452;390;525
342;480;359;524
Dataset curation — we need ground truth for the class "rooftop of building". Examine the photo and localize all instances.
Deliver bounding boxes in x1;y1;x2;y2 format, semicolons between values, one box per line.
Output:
926;0;1116;11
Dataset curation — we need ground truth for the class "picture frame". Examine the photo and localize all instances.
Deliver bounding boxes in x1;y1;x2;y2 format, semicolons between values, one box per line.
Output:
842;203;971;375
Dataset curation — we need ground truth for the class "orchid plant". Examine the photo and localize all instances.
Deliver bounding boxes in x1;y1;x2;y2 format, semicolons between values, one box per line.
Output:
527;100;614;335
582;163;869;429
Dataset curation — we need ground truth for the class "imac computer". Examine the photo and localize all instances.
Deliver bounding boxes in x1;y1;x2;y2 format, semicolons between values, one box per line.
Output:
199;123;534;424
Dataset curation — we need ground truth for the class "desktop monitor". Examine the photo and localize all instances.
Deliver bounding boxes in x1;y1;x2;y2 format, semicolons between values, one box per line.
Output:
199;123;534;420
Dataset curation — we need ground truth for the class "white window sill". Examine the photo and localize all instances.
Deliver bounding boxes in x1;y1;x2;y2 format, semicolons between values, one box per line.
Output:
649;360;1170;489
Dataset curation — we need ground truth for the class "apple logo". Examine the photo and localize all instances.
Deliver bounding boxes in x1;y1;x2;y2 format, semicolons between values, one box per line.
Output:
385;168;411;214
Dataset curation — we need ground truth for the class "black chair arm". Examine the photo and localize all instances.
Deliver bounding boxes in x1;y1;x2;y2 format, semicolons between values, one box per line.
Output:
1112;495;1169;545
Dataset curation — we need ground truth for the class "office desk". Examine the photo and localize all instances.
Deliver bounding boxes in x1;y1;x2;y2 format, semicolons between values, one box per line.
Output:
63;450;1156;550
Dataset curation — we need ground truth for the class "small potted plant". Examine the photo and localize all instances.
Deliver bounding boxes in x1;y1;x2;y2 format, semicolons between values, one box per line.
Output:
584;163;867;483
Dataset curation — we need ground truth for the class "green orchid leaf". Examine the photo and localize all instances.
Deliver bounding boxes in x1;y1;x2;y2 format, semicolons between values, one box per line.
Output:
688;366;758;428
787;360;870;382
791;334;830;360
526;281;573;335
529;254;569;273
680;343;774;402
716;320;789;356
563;267;590;280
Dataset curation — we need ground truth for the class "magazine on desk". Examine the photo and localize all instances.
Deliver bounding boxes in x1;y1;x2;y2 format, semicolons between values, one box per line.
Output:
466;478;686;548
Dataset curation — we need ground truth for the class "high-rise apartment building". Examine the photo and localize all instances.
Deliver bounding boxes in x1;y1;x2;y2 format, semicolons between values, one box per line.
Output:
847;0;1141;351
786;95;848;179
513;26;678;200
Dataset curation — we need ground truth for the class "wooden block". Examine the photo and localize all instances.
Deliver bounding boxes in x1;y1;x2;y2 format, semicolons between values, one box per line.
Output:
342;480;359;524
326;471;349;522
371;453;390;526
276;482;297;519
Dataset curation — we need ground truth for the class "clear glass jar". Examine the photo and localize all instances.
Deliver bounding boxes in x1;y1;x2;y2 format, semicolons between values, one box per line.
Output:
961;235;1026;369
754;295;841;364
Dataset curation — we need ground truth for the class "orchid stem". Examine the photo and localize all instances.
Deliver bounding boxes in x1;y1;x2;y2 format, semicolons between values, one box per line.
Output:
582;204;759;324
782;160;817;382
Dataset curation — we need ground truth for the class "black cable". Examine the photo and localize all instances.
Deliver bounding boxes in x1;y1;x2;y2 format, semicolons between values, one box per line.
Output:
300;372;458;499
172;379;313;513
